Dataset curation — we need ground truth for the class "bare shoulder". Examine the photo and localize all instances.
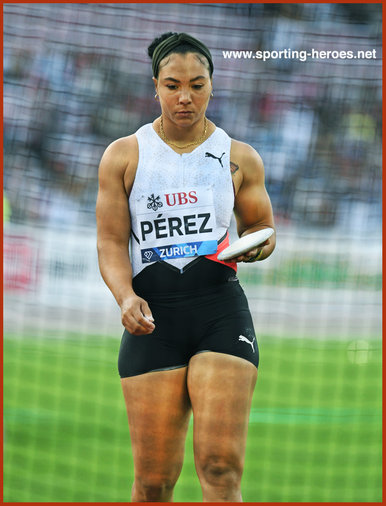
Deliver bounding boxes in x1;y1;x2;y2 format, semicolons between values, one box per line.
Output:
231;139;263;169
99;134;139;193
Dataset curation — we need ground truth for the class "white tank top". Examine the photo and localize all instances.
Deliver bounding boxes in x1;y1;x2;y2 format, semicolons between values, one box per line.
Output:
129;123;234;278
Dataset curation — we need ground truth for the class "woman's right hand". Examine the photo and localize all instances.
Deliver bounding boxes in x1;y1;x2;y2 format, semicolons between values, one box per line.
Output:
120;294;155;335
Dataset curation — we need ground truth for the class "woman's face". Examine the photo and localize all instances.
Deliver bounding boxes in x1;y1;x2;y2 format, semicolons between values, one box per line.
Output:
154;52;212;127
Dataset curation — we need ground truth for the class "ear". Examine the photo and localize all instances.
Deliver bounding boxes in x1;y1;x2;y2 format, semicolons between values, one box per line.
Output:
152;76;158;93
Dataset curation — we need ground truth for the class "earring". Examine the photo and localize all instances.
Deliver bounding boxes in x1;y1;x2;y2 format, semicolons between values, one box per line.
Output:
211;91;214;97
154;93;158;100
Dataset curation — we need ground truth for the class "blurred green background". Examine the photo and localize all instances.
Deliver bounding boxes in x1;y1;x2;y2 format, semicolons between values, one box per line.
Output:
4;332;382;502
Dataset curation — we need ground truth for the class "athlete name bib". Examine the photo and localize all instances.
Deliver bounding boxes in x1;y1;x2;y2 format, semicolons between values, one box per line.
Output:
136;186;218;263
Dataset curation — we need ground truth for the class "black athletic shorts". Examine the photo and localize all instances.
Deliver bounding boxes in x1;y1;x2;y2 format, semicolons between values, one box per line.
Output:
118;261;259;378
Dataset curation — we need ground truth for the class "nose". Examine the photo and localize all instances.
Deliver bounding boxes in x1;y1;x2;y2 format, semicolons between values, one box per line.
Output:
178;89;192;104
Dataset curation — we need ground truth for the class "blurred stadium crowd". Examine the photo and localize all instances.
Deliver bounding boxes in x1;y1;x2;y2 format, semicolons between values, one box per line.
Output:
4;3;381;232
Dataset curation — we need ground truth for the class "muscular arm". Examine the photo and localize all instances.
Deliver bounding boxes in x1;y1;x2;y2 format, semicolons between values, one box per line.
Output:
230;141;276;262
96;136;155;334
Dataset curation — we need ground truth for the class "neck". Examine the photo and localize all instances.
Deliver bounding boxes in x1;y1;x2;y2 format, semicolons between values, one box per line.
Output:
161;115;207;142
159;116;208;149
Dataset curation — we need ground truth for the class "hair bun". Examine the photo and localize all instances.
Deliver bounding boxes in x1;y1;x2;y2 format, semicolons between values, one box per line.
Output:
147;32;177;58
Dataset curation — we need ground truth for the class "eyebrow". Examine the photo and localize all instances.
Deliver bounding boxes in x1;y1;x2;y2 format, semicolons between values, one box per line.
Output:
163;76;207;83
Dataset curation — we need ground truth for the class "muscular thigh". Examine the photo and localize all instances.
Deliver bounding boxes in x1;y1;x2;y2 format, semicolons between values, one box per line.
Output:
193;281;259;369
118;301;190;377
121;367;191;477
187;352;257;461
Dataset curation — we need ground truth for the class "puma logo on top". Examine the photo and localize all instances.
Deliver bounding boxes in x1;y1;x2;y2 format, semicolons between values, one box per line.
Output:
238;334;256;353
205;152;226;167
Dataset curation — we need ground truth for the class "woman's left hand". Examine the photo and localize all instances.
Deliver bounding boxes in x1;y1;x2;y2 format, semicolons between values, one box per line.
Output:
224;239;269;263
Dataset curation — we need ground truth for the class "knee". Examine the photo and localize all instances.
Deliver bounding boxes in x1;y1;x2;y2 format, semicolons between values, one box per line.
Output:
133;474;177;501
197;453;243;490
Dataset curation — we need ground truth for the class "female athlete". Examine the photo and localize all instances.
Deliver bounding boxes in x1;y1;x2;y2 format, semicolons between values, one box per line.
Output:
96;32;276;502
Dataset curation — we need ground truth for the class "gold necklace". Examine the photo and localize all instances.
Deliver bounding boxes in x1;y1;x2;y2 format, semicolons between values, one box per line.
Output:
159;116;208;149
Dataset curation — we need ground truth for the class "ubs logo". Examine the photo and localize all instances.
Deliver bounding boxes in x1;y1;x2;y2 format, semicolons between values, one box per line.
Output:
165;191;198;207
147;194;163;212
